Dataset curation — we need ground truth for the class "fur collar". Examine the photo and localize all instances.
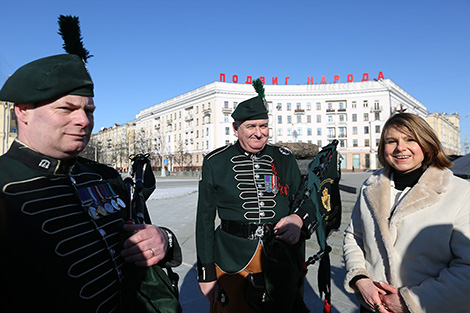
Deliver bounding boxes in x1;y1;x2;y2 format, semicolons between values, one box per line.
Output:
362;167;452;285
363;167;450;222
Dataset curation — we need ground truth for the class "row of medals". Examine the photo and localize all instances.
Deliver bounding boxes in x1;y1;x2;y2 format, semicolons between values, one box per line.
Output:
79;185;127;220
85;197;126;220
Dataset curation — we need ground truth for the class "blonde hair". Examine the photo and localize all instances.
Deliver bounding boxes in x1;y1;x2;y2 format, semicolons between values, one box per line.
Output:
378;113;452;170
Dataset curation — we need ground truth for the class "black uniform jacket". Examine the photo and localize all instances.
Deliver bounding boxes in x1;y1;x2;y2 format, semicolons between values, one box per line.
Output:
0;140;131;313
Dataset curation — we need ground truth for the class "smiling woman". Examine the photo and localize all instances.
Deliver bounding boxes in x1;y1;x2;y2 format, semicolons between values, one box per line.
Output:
343;113;469;313
378;113;452;172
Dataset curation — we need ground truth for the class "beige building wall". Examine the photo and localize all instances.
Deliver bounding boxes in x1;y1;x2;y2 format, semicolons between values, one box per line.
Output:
89;122;136;171
1;101;17;155
427;113;461;155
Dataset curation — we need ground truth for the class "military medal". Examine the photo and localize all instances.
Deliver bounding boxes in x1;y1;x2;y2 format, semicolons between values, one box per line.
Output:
107;183;126;209
87;204;99;219
264;175;278;194
77;188;100;219
97;184;116;213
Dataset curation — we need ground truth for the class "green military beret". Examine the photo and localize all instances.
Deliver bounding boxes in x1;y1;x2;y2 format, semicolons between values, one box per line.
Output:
0;54;94;104
231;96;268;121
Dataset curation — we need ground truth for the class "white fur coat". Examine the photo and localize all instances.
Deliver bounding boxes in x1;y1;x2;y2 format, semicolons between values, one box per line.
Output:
343;167;470;313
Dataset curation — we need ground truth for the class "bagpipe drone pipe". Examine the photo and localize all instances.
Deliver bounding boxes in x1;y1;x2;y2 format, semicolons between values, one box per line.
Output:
290;140;343;313
121;154;182;313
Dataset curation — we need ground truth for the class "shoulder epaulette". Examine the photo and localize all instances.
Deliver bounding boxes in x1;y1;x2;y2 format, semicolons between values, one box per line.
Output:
206;144;232;160
268;143;292;156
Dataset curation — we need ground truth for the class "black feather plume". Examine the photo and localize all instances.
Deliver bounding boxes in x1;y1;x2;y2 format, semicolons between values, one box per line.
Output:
58;15;92;63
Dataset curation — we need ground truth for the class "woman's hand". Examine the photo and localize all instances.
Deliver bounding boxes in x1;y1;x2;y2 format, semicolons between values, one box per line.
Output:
355;279;389;312
378;281;409;313
121;223;168;266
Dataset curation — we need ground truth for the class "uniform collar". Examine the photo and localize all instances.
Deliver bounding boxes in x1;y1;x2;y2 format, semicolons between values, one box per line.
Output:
6;139;77;175
234;140;267;157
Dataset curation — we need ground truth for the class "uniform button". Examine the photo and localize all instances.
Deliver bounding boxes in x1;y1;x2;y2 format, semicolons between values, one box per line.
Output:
258;185;263;188
258;191;263;196
259;201;265;206
260;211;266;217
110;248;116;256
99;229;107;237
255;174;260;179
254;164;260;169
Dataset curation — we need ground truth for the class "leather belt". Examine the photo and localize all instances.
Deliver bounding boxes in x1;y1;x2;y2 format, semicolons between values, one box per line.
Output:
220;219;274;240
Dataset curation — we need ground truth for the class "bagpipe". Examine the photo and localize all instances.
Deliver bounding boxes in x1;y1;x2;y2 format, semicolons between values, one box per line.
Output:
290;139;343;313
121;154;182;313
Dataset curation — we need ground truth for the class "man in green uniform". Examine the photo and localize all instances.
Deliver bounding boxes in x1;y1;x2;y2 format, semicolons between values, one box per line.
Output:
196;81;315;312
0;20;179;313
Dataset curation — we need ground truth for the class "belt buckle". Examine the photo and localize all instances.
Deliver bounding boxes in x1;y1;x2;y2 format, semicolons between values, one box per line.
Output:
254;225;264;239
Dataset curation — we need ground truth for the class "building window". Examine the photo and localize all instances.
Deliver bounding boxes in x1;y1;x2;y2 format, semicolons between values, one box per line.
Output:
225;127;230;135
307;128;312;135
363;100;368;108
233;102;238;109
287;103;292;111
327;127;335;138
307;102;311;110
278;116;282;124
364;126;369;134
287;128;292;136
375;112;380;120
277;103;282;111
375;125;381;133
365;154;370;168
316;102;321;110
328;115;333;123
352;101;357;109
316;115;321;123
317;128;322;136
339;102;345;110
365;139;370;147
339;114;345;122
317;140;322;146
297;115;301;123
278;128;283;136
352;127;358;134
327;102;333;111
352;114;357;122
224;114;229;122
364;113;369;121
296;103;302;110
353;139;358;147
339;127;346;138
287;116;292;123
339;139;346;148
307;115;311;123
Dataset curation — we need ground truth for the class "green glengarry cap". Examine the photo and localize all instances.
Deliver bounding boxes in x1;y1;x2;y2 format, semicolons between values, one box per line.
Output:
231;78;268;121
0;53;94;104
231;96;268;121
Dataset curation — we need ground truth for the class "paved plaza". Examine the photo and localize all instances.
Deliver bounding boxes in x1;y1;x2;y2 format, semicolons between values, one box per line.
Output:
146;172;372;313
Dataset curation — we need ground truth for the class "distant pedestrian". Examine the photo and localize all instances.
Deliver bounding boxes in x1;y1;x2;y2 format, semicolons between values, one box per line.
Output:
343;113;470;313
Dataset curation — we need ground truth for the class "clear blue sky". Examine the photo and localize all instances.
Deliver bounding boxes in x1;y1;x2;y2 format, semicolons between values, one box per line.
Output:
1;0;469;146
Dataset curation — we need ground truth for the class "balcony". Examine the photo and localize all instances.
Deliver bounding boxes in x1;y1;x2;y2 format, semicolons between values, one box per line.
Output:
222;107;232;114
371;105;383;112
294;109;305;115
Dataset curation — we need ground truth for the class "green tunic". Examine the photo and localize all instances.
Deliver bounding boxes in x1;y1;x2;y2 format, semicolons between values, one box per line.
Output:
196;141;315;282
